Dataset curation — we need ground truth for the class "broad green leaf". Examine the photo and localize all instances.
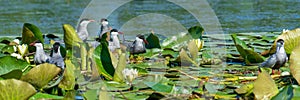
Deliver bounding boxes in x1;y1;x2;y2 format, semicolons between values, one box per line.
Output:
0;56;29;79
114;91;150;100
105;81;130;91
188;26;204;39
235;83;254;94
289;45;300;84
0;79;36;100
84;89;98;100
1;45;15;54
253;71;279;100
63;24;82;49
272;85;293;100
0;37;13;44
231;34;265;65
21;23;44;45
205;83;225;94
270;28;300;54
21;63;61;88
293;86;300;99
80;43;87;71
99;86;111;100
58;59;75;90
63;90;76;100
188;40;198;60
113;53;126;82
109;50;118;68
161;48;178;58
145;33;161;49
175;49;198;66
29;92;64;100
93;45;113;80
145;82;173;93
1;70;23;79
60;45;67;58
100;42;115;78
0;44;8;51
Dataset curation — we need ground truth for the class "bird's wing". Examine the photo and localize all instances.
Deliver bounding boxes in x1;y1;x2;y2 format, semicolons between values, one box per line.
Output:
260;54;277;68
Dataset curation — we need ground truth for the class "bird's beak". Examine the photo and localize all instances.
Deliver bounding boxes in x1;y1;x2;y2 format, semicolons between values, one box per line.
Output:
90;20;95;22
29;42;35;46
143;39;149;44
118;32;124;34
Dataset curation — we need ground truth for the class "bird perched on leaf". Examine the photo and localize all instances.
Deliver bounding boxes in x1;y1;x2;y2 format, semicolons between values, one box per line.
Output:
49;42;65;69
259;39;288;74
98;18;111;40
108;29;123;52
30;40;50;64
129;34;148;55
76;18;95;41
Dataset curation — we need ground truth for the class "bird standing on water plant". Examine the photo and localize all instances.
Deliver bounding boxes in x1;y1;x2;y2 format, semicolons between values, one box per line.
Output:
49;42;65;69
129;34;148;55
108;29;123;52
30;40;50;64
98;18;111;40
76;18;95;41
259;39;288;74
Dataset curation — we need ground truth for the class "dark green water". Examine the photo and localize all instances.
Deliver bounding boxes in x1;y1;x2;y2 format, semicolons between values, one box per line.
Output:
0;0;299;36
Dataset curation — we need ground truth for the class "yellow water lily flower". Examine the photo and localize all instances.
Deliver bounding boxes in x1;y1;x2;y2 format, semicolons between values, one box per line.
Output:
17;44;28;57
194;39;204;51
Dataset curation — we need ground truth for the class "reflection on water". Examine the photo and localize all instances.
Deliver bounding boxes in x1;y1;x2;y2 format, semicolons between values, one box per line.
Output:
0;0;299;37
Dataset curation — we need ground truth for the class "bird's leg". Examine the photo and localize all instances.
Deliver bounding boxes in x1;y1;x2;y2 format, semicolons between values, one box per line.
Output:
277;69;281;75
272;69;275;75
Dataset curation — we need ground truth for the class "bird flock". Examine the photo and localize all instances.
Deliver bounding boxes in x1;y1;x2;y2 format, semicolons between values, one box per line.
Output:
30;18;149;69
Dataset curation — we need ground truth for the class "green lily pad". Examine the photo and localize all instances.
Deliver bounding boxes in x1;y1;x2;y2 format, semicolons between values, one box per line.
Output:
113;53;126;82
231;34;265;65
253;71;279;100
0;44;7;51
0;79;36;100
63;24;83;50
58;59;75;90
99;86;112;100
0;56;29;79
235;83;254;94
114;91;150;100
145;33;161;49
188;26;204;39
271;85;293;100
29;92;64;100
84;89;98;100
63;90;76;100
161;48;178;58
145;82;173;93
293;86;300;99
21;23;44;45
21;63;61;89
289;45;300;84
93;44;114;80
1;45;15;54
105;81;130;91
205;83;225;94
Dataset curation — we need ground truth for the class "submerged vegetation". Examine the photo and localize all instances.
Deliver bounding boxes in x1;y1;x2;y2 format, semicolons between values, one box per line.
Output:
1;22;300;100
